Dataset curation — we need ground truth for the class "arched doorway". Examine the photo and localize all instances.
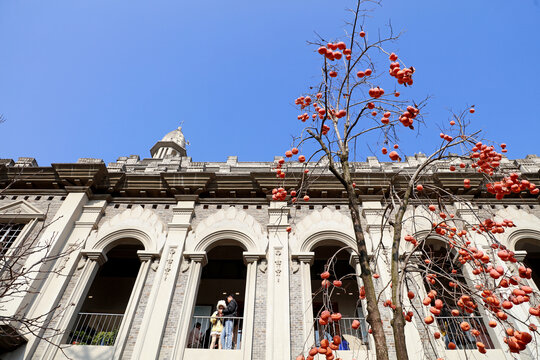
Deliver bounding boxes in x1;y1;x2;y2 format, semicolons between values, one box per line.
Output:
420;239;494;350
310;245;368;351
188;245;247;350
66;243;144;346
515;238;540;288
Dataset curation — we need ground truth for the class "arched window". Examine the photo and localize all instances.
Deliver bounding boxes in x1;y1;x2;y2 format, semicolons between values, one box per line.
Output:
189;245;247;350
310;245;368;351
420;239;495;350
66;244;144;346
515;238;540;288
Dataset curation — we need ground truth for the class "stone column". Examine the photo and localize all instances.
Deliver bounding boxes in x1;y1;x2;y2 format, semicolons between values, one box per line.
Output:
112;251;158;359
24;198;105;359
130;200;195;360
41;251;106;360
295;252;315;350
172;251;207;360
0;191;89;320
242;252;265;359
266;201;291;360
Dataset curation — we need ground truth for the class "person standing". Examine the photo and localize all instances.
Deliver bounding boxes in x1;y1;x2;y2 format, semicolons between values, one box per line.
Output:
209;300;226;349
187;322;202;348
221;294;238;349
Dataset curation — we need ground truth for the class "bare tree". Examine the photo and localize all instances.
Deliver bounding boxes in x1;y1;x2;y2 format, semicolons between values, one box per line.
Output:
0;183;77;354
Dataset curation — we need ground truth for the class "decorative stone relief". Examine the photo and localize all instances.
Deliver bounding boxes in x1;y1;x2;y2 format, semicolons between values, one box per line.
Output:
151;258;160;272
77;257;87;270
181;258;191;273
56;256;70;277
259;259;267;273
293;207;356;253
164;248;176;280
291;259;300;274
86;205;167;252
187;206;267;253
275;249;282;282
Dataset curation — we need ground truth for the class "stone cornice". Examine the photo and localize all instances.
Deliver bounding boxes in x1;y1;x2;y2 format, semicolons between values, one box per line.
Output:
1;157;539;202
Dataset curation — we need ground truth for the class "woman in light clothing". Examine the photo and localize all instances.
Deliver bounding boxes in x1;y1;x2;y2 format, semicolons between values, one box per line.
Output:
209;300;226;349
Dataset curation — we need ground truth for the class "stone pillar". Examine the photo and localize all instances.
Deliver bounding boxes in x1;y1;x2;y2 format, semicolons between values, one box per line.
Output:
172;251;207;360
266;201;291;360
242;252;265;359
295;252;315;350
112;251;158;359
24;197;104;359
41;251;106;360
0;191;89;320
130;200;195;360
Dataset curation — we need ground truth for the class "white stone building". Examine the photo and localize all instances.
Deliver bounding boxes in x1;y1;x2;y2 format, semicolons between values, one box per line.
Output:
1;127;540;360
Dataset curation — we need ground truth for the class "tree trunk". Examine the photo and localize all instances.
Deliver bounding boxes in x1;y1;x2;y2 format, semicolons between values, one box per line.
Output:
341;160;390;360
390;184;413;360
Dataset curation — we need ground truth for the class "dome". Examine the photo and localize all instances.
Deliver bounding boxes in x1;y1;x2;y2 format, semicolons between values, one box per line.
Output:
150;126;188;158
161;126;186;149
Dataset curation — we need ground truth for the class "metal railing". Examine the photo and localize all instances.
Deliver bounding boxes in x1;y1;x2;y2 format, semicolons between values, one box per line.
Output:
187;316;243;350
436;316;494;349
313;317;369;350
67;312;124;346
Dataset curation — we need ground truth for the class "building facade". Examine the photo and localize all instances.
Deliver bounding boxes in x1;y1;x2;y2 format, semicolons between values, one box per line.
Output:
1;127;540;360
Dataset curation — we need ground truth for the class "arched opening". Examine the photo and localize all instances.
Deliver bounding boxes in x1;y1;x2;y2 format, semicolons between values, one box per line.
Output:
515;238;540;288
310;245;368;350
420;239;494;350
189;245;246;350
67;243;144;346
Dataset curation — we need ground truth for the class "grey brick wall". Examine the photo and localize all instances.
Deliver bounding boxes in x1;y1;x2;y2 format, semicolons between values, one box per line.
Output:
373;274;397;360
122;267;156;359
251;261;267;360
158;267;190;359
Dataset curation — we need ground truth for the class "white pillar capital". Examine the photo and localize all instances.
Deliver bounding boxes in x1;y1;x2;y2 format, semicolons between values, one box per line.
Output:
243;252;265;264
82;250;107;266
183;251;208;267
349;253;360;267
292;252;315;265
514;250;527;262
137;250;160;262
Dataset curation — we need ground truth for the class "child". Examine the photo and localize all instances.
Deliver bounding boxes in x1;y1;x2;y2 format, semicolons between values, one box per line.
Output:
209;300;226;349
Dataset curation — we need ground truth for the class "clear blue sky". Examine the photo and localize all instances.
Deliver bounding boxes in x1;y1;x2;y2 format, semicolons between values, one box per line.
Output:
1;0;539;166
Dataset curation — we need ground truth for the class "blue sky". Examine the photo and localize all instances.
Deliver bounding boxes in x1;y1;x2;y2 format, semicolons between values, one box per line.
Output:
1;0;539;166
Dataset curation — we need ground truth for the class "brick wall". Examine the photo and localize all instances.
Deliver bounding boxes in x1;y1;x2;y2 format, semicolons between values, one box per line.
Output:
158;268;190;359
122;267;156;359
251;261;267;360
289;260;305;359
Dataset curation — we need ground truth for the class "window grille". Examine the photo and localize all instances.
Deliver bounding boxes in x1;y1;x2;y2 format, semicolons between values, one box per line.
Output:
0;223;24;255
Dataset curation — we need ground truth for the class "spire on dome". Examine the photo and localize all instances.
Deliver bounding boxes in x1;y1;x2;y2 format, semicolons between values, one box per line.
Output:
150;126;188;158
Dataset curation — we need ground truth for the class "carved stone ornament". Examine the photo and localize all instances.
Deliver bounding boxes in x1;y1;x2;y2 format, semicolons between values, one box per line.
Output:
291;259;300;274
77;257;87;270
164;248;176;280
181;258;191;273
259;259;267;273
275;249;282;282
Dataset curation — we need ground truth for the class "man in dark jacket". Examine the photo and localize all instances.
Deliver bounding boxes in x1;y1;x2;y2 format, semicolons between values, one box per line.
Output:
221;294;238;349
